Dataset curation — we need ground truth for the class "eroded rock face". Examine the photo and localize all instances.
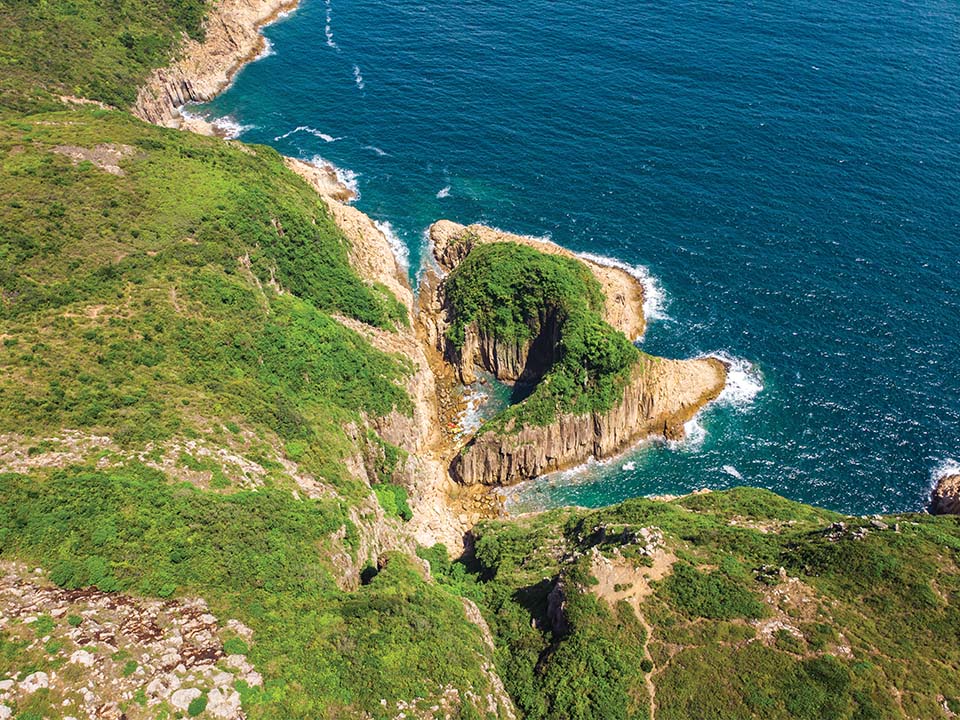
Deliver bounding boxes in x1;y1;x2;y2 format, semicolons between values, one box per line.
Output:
132;0;299;130
421;221;727;487
931;474;960;515
430;220;647;341
452;355;726;486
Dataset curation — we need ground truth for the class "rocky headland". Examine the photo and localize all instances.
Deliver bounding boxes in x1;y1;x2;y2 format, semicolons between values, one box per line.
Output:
417;221;727;487
133;0;299;132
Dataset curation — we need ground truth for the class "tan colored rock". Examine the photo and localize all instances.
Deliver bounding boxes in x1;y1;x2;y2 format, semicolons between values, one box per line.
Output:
452;355;726;486
284;157;356;203
421;221;726;486
931;473;960;515
170;687;202;711
133;0;299;130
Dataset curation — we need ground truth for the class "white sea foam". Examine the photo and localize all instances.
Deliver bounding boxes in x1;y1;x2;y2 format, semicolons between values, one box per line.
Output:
621;461;637;471
308;154;359;198
437;185;451;199
707;351;764;409
931;458;960;488
324;0;338;48
181;110;255;139
364;145;388;156
353;65;365;90
257;37;275;60
575;252;669;327
273;126;341;142
373;220;410;270
722;464;743;480
680;416;707;449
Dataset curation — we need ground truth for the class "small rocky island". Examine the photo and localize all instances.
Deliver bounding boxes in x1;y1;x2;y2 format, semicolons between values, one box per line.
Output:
418;221;727;486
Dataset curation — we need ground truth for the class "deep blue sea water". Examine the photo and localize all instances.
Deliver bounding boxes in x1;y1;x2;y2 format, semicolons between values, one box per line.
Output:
197;0;960;515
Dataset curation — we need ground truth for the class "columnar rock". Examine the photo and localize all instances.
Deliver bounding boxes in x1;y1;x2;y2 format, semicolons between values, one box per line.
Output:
420;221;728;487
133;0;299;129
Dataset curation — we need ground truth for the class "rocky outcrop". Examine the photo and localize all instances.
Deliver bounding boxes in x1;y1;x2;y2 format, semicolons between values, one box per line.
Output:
0;562;259;719
421;221;727;487
430;220;647;341
284;157;356;203
132;0;298;130
931;473;960;515
452;354;726;486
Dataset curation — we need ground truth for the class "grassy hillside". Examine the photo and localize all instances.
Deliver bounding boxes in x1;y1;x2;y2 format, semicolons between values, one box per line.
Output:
1;1;959;720
0;108;410;495
423;488;960;720
0;0;207;113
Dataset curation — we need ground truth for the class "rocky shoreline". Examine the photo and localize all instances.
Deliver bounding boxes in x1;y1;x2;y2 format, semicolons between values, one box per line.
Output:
127;0;729;540
133;0;300;133
417;221;727;487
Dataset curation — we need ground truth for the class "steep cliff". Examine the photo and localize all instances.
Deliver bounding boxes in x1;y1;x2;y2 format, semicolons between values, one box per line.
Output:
132;0;298;130
419;221;727;486
453;355;725;485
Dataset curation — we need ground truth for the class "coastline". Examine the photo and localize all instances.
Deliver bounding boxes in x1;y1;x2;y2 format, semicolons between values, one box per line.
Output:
132;0;301;134
125;0;739;539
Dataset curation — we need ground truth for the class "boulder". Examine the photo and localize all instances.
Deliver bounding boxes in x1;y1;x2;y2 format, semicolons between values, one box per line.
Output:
931;473;960;515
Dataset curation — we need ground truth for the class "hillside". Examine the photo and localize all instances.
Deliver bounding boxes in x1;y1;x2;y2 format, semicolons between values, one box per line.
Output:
1;1;959;719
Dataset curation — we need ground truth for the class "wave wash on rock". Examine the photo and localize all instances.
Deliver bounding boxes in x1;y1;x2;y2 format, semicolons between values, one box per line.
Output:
417;221;727;486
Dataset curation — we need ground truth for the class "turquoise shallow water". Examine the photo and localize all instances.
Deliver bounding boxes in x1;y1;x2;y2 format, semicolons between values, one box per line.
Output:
198;0;960;514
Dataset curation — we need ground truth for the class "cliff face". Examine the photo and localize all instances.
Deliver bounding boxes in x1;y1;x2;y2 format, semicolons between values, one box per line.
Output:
931;473;960;515
421;221;727;487
132;0;298;129
452;355;726;486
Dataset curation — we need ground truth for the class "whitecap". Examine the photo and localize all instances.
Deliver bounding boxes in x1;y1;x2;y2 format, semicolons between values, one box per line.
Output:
621;461;637;471
273;126;341;142
931;458;960;488
324;0;338;49
437;185;451;199
576;251;669;326
722;464;744;480
680;416;707;449
308;154;359;198
373;220;410;271
707;351;764;409
364;145;388;156
353;65;365;90
256;37;275;60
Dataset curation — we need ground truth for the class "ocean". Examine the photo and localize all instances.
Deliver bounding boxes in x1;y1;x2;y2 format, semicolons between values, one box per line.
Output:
196;0;960;515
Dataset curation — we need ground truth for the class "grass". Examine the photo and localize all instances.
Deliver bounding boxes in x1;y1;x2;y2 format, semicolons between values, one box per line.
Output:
441;488;960;720
0;0;207;113
0;464;500;719
444;242;640;429
0;109;412;495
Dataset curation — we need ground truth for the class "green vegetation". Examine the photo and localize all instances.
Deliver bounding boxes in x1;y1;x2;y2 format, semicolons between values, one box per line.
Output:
444;242;640;427
0;109;411;495
2;2;959;719
0;0;207;113
442;488;960;720
0;465;498;719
